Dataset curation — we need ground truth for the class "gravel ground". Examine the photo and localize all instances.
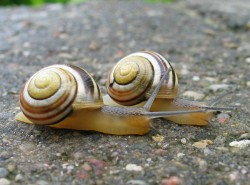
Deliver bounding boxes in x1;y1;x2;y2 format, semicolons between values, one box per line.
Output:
0;0;249;184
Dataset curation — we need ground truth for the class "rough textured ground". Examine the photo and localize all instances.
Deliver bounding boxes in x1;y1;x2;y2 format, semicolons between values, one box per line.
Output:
0;0;249;184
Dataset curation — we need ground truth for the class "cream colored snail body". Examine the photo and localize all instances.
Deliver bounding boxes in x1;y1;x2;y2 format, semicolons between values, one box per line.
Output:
16;52;235;135
17;64;205;135
104;51;234;126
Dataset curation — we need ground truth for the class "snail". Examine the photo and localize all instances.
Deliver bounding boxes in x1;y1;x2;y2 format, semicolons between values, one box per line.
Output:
15;52;236;135
16;64;201;135
103;51;235;126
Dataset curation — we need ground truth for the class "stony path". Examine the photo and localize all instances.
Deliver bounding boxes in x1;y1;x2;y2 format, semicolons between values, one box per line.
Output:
0;0;249;184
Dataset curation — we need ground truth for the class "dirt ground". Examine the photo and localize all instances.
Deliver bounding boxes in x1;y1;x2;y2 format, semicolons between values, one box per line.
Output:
0;0;249;184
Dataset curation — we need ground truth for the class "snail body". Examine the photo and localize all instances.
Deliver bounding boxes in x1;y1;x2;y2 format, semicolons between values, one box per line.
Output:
105;51;214;126
103;95;213;126
17;106;150;135
16;64;172;135
150;99;213;125
16;52;235;135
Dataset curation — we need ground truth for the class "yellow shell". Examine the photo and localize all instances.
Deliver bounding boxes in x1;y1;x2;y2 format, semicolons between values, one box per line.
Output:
107;51;178;106
19;64;103;125
27;70;61;99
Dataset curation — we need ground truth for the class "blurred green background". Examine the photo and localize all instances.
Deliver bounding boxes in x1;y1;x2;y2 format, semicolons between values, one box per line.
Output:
0;0;85;6
0;0;174;6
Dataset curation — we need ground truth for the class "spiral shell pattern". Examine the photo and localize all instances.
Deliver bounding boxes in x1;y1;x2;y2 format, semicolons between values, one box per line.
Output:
107;51;178;106
20;65;102;125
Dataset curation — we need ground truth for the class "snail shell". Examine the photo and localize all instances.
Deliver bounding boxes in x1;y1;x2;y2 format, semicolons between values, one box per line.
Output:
19;64;103;125
16;56;235;134
106;51;178;106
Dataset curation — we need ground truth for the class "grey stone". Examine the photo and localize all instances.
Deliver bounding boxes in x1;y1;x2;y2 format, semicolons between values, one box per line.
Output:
0;178;10;185
0;168;8;178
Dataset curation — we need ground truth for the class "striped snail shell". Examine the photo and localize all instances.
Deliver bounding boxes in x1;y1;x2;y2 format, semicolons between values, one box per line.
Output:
19;64;103;125
106;51;178;106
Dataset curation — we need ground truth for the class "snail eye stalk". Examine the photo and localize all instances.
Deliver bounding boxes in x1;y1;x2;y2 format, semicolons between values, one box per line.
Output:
143;69;170;111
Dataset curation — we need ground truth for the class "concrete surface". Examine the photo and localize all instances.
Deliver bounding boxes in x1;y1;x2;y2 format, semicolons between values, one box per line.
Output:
0;0;249;184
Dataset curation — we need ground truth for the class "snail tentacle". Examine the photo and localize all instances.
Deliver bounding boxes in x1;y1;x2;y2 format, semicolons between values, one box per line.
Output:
144;109;208;118
143;69;170;111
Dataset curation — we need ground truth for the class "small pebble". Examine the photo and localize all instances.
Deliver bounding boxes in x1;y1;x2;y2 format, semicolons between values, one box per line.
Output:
246;81;250;87
180;138;187;144
161;142;169;149
111;151;119;158
239;133;250;140
19;142;36;153
192;76;200;81
203;148;214;155
217;113;230;124
208;84;229;92
125;164;143;172
22;51;30;57
204;29;216;36
229;140;250;149
223;42;238;49
55;153;61;157
82;163;92;171
7;163;16;173
179;65;189;76
58;52;73;59
182;91;205;100
197;158;207;172
66;165;74;173
126;180;148;185
0;168;8;178
0;178;11;185
245;57;250;63
192;140;213;149
177;153;185;158
215;147;229;152
89;41;100;51
15;174;23;182
205;77;218;83
86;158;106;168
72;152;84;160
2;139;11;146
35;180;49;185
152;134;164;142
229;171;240;181
0;151;12;160
161;176;181;185
154;149;167;155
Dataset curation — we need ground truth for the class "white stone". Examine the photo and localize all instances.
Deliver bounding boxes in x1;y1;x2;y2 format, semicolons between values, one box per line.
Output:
0;178;11;185
15;174;23;182
192;76;200;81
183;91;205;100
245;57;250;63
181;138;187;144
208;84;229;92
125;164;143;171
177;153;185;158
229;140;250;149
205;77;218;83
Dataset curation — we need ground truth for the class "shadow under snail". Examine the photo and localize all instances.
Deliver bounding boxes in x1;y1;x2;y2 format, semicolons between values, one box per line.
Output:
15;51;236;135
